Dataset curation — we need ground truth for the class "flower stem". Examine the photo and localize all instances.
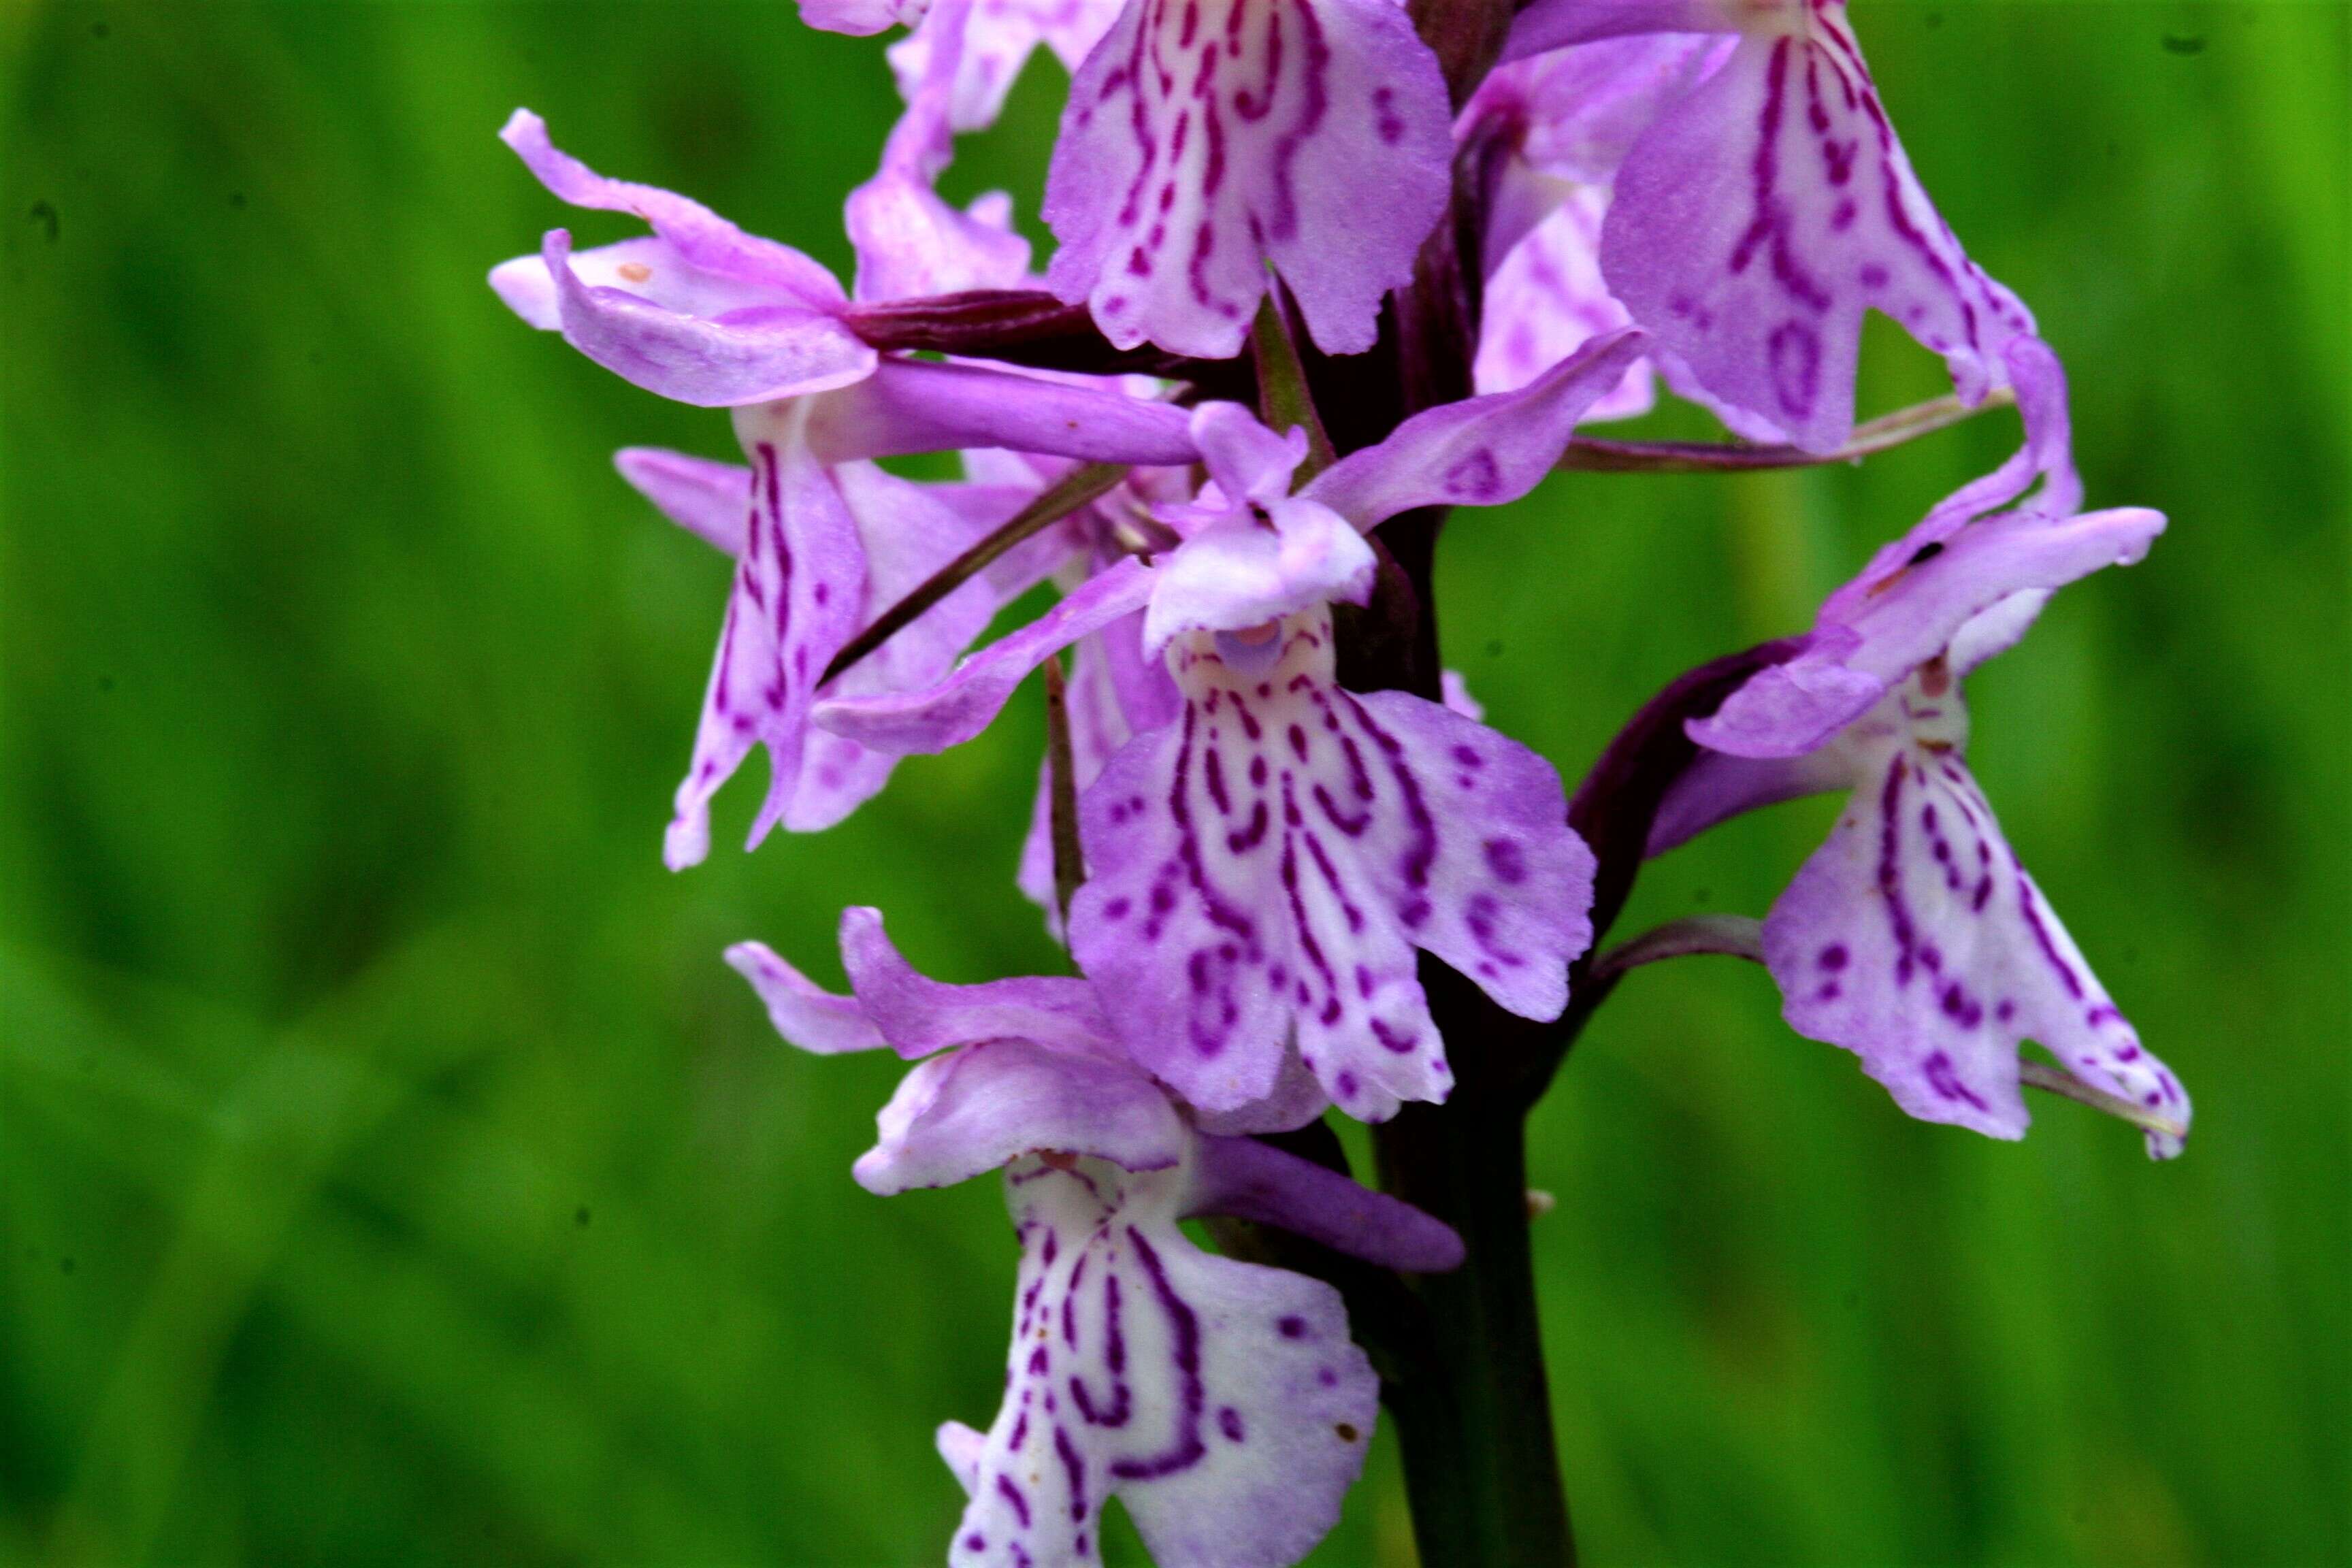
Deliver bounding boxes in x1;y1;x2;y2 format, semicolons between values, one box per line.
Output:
1373;970;1575;1567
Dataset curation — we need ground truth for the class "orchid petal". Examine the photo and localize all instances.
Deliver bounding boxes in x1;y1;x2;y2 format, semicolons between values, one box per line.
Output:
1021;610;1182;926
666;410;866;870
1187;1133;1465;1271
1504;0;1733;56
889;0;1127;131
1762;706;2188;1158
803;359;1200;466
785;463;1039;831
815;557;1159;755
500;110;849;305
1042;0;1453;357
534;229;877;408
1690;505;2165;759
1069;610;1592;1119
722;941;890;1054
1192;402;1311;506
798;0;931;38
849;0;1037;300
857;1039;1190;1192
1141;499;1377;653
948;1152;1377;1567
838;906;1126;1059
1596;3;2036;451
1301;327;1646;529
614;446;751;556
1474;189;1654;415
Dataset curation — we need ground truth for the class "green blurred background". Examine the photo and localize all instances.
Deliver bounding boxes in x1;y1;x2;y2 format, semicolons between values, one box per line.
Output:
2;1;2343;1563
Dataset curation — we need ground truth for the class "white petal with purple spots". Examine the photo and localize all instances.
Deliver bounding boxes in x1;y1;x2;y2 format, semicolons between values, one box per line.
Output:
947;1151;1377;1567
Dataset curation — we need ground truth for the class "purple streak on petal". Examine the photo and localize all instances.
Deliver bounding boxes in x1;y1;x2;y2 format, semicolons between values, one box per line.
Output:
1761;717;2187;1158
1042;0;1452;357
1595;3;2036;451
949;1154;1377;1567
815;557;1158;755
1070;609;1591;1119
1301;327;1646;529
723;940;889;1054
1186;1133;1464;1270
666;421;866;868
615;447;753;557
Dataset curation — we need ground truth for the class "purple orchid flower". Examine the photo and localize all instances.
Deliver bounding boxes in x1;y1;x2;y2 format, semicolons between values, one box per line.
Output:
1462;34;1727;408
817;330;1644;1117
490;114;1207;865
1651;353;2186;1156
727;907;1463;1567
1503;0;2037;453
1039;0;1456;359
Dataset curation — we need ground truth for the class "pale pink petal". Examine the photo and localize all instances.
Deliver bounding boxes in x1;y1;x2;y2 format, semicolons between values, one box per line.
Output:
849;0;1038;300
1042;0;1454;357
948;1152;1377;1567
815;558;1160;755
1473;189;1654;416
665;412;866;869
856;1040;1190;1192
1597;3;2037;451
1301;327;1645;528
614;446;751;555
1069;609;1591;1120
890;0;1128;131
1762;708;2188;1158
802;359;1200;466
723;940;889;1054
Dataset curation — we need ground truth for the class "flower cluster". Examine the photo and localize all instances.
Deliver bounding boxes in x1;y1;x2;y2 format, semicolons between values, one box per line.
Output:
491;0;2184;1555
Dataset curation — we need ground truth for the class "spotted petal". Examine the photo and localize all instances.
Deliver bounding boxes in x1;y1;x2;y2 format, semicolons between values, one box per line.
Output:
1762;702;2189;1158
890;0;1127;132
1595;1;2036;451
1070;609;1592;1119
1474;187;1652;414
945;1152;1378;1568
848;0;1036;300
666;407;866;870
1042;0;1454;357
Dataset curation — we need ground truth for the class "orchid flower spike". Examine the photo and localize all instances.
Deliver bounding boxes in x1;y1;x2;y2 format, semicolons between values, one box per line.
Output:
819;331;1647;1119
1652;348;2187;1156
727;907;1463;1567
1503;0;2038;452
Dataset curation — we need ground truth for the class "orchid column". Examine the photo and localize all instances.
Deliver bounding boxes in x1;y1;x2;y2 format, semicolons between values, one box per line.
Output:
489;0;2185;1558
